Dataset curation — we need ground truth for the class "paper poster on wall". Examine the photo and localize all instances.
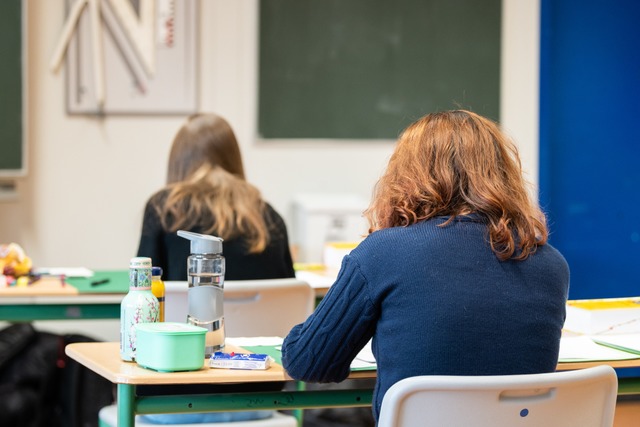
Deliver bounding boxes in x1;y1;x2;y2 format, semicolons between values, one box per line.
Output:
55;0;198;115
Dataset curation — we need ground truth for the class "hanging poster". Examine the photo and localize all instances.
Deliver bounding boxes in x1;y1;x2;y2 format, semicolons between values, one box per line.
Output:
53;0;198;115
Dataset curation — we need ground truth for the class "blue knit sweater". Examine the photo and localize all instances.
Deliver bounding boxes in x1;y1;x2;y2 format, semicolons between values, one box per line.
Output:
282;214;569;420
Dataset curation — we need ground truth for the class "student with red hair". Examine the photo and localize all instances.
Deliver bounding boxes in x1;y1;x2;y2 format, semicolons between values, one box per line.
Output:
282;110;569;423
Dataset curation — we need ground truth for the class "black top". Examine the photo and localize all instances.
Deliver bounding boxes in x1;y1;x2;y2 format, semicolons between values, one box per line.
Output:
136;191;296;281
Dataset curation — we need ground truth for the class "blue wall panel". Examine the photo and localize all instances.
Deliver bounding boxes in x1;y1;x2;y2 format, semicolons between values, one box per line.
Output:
540;0;640;299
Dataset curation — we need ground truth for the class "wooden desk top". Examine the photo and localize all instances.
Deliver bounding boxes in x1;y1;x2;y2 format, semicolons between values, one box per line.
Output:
557;358;640;371
66;341;640;388
0;277;78;296
66;342;376;385
66;342;289;385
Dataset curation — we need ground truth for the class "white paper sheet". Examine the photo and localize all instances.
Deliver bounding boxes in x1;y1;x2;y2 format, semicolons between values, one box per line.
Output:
351;339;376;369
559;335;640;362
591;333;640;355
33;267;94;277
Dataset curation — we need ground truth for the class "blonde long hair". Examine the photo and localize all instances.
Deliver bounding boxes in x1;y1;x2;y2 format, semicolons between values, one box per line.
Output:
364;110;548;261
155;113;269;253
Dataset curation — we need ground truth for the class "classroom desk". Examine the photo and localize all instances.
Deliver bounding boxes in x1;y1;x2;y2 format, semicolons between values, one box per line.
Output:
67;342;375;427
558;360;640;394
67;341;640;427
0;270;128;321
0;269;330;321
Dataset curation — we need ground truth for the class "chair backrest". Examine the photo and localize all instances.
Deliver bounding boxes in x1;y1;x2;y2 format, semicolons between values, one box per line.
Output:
223;278;315;337
164;278;315;337
377;365;618;427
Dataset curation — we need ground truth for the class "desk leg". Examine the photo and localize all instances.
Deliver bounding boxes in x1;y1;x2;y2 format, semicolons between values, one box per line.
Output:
294;381;306;427
117;383;136;427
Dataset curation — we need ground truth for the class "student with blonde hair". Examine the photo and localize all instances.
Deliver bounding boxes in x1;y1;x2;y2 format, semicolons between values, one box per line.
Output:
137;113;295;281
282;110;569;422
136;113;294;424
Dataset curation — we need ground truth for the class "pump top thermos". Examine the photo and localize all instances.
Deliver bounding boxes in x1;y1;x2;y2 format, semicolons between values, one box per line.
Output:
177;230;225;356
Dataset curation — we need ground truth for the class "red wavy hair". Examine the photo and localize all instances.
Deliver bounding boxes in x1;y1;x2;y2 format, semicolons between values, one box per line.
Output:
364;110;548;261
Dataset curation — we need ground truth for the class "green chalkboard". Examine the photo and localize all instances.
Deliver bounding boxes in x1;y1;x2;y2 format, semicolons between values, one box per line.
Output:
0;0;24;174
259;0;501;139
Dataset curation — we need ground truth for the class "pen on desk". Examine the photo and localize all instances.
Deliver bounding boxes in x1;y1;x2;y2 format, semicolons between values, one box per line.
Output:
91;278;110;287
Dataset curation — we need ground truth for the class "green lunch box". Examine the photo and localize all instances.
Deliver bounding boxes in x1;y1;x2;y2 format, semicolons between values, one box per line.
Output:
135;322;206;372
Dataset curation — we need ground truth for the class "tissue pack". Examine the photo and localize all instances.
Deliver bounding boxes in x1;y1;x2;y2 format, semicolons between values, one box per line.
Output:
209;352;271;370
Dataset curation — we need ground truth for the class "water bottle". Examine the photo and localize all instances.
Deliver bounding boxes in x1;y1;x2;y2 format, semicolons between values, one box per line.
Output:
178;230;225;356
120;257;159;361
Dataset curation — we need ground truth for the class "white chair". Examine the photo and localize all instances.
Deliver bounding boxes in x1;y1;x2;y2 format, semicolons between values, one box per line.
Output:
100;278;314;427
377;365;618;427
164;278;315;337
223;278;315;337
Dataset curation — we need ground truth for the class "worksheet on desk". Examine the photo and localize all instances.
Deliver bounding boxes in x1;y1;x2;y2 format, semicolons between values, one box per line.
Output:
559;335;640;362
351;339;376;370
591;333;640;355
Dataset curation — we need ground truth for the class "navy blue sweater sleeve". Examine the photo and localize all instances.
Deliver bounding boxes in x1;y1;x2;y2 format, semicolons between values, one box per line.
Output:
282;256;377;382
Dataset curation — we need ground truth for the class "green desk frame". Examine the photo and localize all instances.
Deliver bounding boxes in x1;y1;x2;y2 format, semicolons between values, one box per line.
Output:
1;302;120;321
98;370;640;427
117;385;373;427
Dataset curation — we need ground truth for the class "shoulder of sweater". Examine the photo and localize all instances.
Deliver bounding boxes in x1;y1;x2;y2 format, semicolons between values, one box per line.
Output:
535;242;570;270
351;218;487;259
357;218;443;243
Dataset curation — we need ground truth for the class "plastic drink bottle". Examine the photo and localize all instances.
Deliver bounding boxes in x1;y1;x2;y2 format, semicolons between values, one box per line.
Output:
151;266;165;322
178;230;225;356
120;257;159;361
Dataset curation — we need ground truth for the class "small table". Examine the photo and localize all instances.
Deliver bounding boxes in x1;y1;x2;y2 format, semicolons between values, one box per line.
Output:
66;342;375;427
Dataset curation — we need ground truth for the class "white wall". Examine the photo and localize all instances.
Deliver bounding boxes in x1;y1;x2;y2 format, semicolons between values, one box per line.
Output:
0;0;539;271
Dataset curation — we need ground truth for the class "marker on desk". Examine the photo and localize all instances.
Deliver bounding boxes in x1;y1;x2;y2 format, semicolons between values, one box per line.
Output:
91;278;110;287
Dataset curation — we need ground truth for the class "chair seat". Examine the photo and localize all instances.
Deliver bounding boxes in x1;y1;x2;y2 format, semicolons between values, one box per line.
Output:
98;405;297;427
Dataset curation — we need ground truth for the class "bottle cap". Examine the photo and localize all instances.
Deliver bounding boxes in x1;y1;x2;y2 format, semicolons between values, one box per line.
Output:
177;230;223;254
130;257;152;269
152;266;163;277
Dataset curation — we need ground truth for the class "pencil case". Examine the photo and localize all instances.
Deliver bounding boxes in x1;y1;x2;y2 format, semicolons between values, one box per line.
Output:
209;352;271;370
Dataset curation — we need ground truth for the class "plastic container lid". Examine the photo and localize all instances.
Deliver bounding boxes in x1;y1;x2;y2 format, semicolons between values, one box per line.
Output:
151;266;163;277
135;322;206;335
